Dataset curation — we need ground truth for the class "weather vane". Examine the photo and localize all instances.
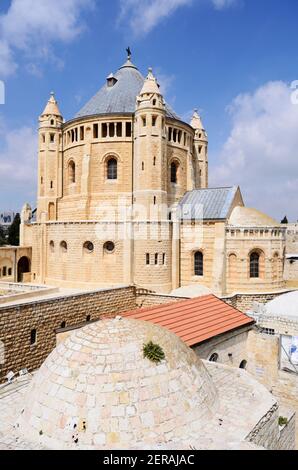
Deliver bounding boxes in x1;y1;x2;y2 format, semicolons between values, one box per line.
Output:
126;47;132;59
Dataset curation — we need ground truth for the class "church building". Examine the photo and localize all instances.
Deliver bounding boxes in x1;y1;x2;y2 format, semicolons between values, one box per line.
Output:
1;53;286;295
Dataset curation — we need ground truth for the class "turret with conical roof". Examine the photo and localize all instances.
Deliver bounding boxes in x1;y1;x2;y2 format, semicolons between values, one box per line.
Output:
37;92;64;223
191;110;208;188
134;67;167;216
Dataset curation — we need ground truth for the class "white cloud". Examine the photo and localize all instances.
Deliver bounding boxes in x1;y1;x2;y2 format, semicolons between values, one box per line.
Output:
212;0;239;10
118;0;192;36
210;81;298;222
0;124;37;184
119;0;240;36
0;0;93;77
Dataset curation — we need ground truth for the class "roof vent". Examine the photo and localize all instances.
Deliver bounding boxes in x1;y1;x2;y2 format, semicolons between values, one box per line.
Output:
107;73;118;88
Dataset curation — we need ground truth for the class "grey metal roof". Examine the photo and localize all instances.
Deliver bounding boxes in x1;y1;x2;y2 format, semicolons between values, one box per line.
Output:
76;60;179;119
179;187;239;220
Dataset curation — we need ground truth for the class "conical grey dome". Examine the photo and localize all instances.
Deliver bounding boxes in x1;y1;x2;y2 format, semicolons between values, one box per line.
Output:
76;60;179;119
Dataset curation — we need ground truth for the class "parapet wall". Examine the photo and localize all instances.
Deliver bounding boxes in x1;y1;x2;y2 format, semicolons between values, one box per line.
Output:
136;289;292;313
222;290;293;312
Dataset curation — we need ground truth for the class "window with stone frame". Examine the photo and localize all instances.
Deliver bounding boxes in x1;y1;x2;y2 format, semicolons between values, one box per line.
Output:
107;158;118;180
170;162;178;184
250;252;260;278
194;251;204;276
68;160;76;184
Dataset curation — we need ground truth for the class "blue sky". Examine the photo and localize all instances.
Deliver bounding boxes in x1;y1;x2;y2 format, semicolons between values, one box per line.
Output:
0;0;297;221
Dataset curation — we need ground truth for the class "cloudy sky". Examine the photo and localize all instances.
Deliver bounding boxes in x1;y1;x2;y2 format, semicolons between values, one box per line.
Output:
0;0;297;221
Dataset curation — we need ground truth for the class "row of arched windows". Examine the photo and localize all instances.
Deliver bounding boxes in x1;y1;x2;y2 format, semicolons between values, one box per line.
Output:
67;158;118;185
65;122;132;145
209;353;247;369
229;251;280;279
193;250;280;279
0;266;12;277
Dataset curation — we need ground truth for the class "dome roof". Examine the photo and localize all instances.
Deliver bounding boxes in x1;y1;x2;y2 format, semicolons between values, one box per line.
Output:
171;284;212;298
18;318;218;449
76;59;179;120
229;206;279;227
264;291;298;318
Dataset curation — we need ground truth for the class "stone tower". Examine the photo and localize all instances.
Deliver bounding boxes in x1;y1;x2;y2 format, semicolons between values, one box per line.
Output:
37;93;63;222
133;68;167;220
133;68;172;292
191;111;208;189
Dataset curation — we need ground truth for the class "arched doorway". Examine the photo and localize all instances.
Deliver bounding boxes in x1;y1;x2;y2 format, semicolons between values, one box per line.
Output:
17;257;30;282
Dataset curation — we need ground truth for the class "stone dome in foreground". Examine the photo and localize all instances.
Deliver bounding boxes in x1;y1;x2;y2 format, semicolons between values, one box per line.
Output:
18;318;218;449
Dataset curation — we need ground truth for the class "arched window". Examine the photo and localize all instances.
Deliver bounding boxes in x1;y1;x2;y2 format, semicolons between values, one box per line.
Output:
83;241;94;253
239;360;247;369
194;251;204;276
250;252;260;278
107;158;117;180
209;353;218;363
228;253;237;278
60;321;66;329
68;160;75;184
171;162;178;183
60;241;68;253
48;202;55;221
104;241;115;253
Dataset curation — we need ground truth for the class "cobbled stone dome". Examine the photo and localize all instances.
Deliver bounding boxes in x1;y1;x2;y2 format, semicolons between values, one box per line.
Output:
18;318;218;449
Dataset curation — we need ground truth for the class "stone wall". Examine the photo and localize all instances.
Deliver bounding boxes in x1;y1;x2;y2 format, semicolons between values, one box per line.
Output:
136;289;291;314
193;327;251;368
136;291;187;308
222;290;292;312
277;408;296;451
0;246;32;283
246;404;280;450
0;286;136;383
246;329;298;447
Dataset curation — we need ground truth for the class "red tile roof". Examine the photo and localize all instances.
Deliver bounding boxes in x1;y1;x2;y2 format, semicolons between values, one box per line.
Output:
122;295;254;346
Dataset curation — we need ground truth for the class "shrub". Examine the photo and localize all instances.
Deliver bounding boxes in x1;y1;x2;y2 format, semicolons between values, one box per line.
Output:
143;341;165;364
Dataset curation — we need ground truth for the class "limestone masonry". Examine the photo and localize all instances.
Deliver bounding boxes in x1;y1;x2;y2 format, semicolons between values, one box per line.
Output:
0;52;291;296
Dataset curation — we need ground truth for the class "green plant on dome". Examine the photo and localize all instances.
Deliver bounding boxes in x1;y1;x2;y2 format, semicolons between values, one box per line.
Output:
278;416;288;427
143;341;165;364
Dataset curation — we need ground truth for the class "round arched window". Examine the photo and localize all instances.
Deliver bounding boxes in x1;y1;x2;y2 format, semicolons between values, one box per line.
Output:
68;160;76;184
83;241;94;253
60;241;68;253
250;252;260;278
239;360;247;369
107;158;118;180
170;161;178;184
49;241;55;252
209;353;218;363
104;241;115;253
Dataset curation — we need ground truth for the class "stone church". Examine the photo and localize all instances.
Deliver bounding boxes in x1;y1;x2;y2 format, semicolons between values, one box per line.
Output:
0;53;286;295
